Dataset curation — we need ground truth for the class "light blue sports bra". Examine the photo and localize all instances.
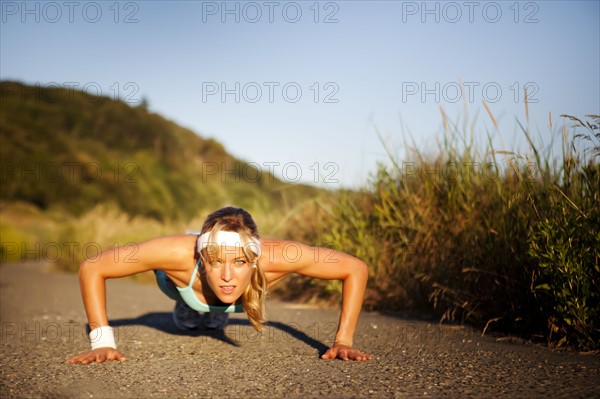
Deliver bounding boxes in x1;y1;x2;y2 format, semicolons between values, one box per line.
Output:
177;258;245;313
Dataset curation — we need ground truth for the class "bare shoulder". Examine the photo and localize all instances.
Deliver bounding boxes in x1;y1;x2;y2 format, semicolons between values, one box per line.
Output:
131;234;198;272
259;239;322;273
260;239;293;270
259;238;366;281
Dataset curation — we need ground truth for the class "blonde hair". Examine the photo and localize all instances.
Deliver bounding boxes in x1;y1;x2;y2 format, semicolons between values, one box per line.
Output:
199;207;267;331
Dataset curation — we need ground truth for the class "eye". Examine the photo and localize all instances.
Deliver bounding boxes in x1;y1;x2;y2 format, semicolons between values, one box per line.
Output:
234;259;247;265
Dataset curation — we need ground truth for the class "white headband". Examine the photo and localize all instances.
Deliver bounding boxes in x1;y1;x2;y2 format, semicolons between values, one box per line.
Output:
197;231;262;257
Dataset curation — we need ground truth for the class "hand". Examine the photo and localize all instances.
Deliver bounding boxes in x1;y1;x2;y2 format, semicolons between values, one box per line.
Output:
66;347;126;365
321;343;372;361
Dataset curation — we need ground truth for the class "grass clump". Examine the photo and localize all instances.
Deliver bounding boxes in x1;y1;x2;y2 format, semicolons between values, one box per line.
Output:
528;115;599;350
318;110;599;350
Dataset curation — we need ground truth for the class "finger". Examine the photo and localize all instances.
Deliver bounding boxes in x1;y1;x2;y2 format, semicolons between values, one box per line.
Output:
66;356;80;364
356;352;372;361
82;356;93;365
321;348;337;360
346;350;358;361
67;353;89;364
339;350;349;361
110;351;126;362
82;354;96;365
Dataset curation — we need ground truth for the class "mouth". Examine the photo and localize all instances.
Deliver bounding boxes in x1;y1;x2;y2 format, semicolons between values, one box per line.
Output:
219;285;236;295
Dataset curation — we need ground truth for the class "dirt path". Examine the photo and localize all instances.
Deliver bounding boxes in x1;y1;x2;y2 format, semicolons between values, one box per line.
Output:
1;262;598;398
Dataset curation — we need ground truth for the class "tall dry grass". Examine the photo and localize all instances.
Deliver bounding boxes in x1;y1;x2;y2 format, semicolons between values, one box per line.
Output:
315;109;599;350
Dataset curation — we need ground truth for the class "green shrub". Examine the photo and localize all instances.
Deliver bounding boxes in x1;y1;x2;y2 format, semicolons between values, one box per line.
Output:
529;195;600;349
528;115;599;349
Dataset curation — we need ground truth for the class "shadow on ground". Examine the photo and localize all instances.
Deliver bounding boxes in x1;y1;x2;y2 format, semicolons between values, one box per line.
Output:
109;312;329;355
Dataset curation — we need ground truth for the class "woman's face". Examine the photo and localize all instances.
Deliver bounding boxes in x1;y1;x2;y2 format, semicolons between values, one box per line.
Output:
203;245;254;303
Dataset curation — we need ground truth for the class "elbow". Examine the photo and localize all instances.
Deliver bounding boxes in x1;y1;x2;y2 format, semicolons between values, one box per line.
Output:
78;260;88;282
352;259;369;282
360;260;369;280
78;259;98;282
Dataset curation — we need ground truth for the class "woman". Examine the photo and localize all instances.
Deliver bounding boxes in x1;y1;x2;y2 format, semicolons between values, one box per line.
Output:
67;207;372;364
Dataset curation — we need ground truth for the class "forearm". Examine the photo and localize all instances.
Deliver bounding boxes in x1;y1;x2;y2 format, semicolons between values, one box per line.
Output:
79;262;110;328
333;261;368;347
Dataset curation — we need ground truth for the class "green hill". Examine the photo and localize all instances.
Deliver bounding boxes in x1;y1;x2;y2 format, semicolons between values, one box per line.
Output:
0;81;319;221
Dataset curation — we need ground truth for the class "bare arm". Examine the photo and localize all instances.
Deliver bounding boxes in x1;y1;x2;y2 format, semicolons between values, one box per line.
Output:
68;235;195;364
263;240;371;361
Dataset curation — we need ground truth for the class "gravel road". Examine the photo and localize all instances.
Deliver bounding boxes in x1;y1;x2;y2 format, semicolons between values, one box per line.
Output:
1;262;599;398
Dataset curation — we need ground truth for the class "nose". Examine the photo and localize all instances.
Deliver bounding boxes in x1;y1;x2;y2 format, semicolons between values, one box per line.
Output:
221;263;234;282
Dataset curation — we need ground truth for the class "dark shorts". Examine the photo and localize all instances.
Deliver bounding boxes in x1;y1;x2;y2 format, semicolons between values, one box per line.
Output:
154;270;183;302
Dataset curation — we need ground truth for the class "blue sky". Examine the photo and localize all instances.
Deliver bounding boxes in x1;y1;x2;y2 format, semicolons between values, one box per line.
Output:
2;1;599;188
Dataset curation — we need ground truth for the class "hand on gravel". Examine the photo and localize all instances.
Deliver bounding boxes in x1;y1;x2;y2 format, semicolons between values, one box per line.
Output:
322;344;372;361
67;348;126;365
